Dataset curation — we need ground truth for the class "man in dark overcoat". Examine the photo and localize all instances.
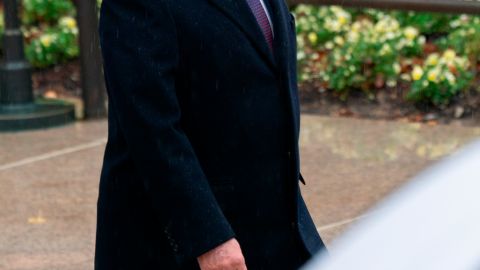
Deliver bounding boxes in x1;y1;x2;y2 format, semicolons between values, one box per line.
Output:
95;0;326;269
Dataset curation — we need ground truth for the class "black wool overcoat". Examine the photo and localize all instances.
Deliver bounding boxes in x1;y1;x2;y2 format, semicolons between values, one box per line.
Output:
95;0;326;269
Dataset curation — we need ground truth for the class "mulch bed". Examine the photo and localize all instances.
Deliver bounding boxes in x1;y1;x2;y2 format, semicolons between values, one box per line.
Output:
299;80;480;126
32;60;480;126
32;60;82;99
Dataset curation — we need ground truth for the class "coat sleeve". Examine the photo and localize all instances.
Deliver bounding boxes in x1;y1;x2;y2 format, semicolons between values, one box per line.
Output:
98;0;235;259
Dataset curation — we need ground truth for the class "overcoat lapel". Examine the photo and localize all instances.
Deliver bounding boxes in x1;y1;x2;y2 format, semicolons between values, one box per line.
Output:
206;0;276;68
267;0;292;86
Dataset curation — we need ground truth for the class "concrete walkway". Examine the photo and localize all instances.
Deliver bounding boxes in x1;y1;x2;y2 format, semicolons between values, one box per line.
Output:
1;115;479;270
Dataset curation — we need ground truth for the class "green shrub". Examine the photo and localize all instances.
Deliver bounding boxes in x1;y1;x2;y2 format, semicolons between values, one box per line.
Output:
407;50;473;105
24;16;79;68
294;4;476;106
328;17;424;96
295;6;352;48
0;0;79;68
22;0;75;25
296;6;424;97
437;15;480;64
365;10;457;34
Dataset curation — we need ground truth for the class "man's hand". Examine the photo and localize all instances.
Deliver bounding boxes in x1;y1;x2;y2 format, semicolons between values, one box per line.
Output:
197;238;247;270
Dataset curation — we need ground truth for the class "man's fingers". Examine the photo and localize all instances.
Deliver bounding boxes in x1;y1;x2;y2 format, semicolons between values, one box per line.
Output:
230;259;247;270
235;259;247;270
197;238;247;270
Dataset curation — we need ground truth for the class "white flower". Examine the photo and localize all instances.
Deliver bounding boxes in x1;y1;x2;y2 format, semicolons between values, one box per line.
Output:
334;36;344;46
387;79;397;87
418;36;426;45
401;74;411;81
445;72;456;85
385;32;396;40
297;51;306;60
379;44;392;56
393;63;401;74
347;31;360;42
325;41;334;50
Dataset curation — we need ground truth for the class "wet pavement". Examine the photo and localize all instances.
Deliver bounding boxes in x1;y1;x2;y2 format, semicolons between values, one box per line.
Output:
1;115;479;270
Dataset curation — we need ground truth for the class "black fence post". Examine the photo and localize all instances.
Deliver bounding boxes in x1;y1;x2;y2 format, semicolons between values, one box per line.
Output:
0;0;75;131
75;0;107;119
0;0;33;105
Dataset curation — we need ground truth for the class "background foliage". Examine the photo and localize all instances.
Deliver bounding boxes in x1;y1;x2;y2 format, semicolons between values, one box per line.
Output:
0;0;79;68
294;5;479;106
0;1;479;108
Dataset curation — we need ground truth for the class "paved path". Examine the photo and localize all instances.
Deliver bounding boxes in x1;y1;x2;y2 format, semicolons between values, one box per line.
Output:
1;116;479;270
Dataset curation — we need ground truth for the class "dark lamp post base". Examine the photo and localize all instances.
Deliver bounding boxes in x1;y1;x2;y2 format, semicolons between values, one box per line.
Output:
0;99;75;132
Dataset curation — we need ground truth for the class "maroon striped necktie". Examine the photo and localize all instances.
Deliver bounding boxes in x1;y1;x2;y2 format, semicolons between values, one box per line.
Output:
245;0;274;51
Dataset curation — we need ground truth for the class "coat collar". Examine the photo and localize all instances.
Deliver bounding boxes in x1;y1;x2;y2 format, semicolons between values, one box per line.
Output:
206;0;294;99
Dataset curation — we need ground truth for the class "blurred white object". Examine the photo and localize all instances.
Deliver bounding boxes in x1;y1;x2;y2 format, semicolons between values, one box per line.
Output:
303;140;480;270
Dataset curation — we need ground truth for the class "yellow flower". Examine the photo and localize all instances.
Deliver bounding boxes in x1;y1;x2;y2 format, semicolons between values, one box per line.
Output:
427;68;440;83
412;66;424;81
308;32;318;44
443;49;456;62
375;21;387;33
40;34;53;47
60;16;77;29
404;27;418;41
351;21;364;33
425;53;439;66
379;44;392;56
